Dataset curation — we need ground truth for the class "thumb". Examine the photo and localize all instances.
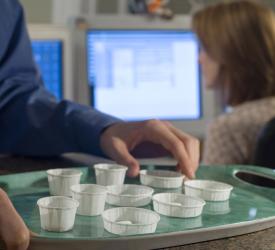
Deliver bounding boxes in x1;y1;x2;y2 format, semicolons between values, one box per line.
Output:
30;230;38;237
111;144;140;177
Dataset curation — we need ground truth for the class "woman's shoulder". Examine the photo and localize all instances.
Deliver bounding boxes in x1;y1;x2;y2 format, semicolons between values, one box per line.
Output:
211;97;275;130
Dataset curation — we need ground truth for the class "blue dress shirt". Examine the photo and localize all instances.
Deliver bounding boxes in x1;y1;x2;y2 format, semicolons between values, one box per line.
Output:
0;0;120;156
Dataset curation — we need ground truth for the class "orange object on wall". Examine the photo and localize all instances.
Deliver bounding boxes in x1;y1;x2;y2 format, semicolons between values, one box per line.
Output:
147;0;163;13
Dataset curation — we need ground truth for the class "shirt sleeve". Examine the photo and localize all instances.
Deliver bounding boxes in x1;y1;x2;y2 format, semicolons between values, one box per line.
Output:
0;0;121;157
202;117;245;165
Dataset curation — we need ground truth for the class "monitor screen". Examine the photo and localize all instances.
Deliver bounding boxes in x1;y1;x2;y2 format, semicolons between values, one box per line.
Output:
31;40;63;100
87;30;200;120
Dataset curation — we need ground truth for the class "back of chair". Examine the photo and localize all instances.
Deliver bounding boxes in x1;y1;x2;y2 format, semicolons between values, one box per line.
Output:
253;117;275;169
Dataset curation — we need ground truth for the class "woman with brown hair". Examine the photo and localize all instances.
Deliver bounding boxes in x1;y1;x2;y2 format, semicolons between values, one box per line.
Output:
193;0;275;165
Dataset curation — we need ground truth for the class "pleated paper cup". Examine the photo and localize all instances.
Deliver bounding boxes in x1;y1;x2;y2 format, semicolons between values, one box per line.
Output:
152;193;205;218
106;184;153;207
37;196;79;232
140;170;184;189
184;180;233;201
47;168;82;196
94;164;127;186
102;207;160;236
71;184;107;216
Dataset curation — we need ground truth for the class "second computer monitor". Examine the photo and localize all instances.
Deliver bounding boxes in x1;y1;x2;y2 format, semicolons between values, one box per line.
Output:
28;24;74;101
87;29;201;121
31;40;63;100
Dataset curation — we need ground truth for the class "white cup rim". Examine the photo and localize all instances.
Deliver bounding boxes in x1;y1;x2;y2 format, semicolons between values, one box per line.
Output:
184;180;233;192
47;168;83;178
94;164;128;172
140;169;183;180
37;196;79;210
107;184;154;197
102;207;160;226
152;193;206;208
71;184;107;195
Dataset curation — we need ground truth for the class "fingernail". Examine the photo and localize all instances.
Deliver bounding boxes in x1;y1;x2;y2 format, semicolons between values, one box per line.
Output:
191;173;196;179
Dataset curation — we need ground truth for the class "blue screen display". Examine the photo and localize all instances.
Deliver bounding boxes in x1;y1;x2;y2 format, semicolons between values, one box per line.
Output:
87;30;200;120
31;40;63;100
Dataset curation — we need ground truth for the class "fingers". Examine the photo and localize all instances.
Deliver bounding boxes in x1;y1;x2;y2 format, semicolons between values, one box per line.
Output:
167;134;196;179
107;140;140;177
115;146;140;177
5;230;29;250
165;125;200;178
30;230;38;237
0;189;30;250
165;122;200;172
100;120;200;179
142;120;199;179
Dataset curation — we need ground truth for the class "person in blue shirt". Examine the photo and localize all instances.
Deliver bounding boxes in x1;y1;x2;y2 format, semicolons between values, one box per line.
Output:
0;0;199;178
0;0;199;249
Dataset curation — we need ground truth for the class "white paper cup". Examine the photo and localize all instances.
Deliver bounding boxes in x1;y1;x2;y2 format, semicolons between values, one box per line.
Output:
102;207;160;235
152;193;205;218
106;184;154;207
37;196;79;232
94;164;127;186
47;168;82;196
184;180;233;201
71;184;107;216
140;170;184;189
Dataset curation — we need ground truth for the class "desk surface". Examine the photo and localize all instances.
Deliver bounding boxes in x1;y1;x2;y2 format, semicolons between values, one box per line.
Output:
1;154;275;250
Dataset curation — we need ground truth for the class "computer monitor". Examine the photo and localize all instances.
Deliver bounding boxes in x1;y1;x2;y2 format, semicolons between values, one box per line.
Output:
84;16;221;138
87;29;200;120
31;40;62;100
28;24;74;101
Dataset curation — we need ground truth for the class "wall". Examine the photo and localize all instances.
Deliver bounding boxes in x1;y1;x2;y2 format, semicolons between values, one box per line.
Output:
20;0;52;23
20;0;275;24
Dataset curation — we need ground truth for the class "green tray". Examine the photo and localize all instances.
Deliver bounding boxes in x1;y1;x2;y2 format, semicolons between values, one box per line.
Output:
2;164;275;250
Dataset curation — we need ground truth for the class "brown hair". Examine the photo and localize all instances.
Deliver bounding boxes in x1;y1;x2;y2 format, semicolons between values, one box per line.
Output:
193;0;275;106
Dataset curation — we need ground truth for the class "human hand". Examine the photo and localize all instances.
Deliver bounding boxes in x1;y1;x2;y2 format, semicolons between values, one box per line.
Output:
100;119;200;178
0;189;30;250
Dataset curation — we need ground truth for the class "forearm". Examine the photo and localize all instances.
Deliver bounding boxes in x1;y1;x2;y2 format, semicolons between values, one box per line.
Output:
0;86;121;157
